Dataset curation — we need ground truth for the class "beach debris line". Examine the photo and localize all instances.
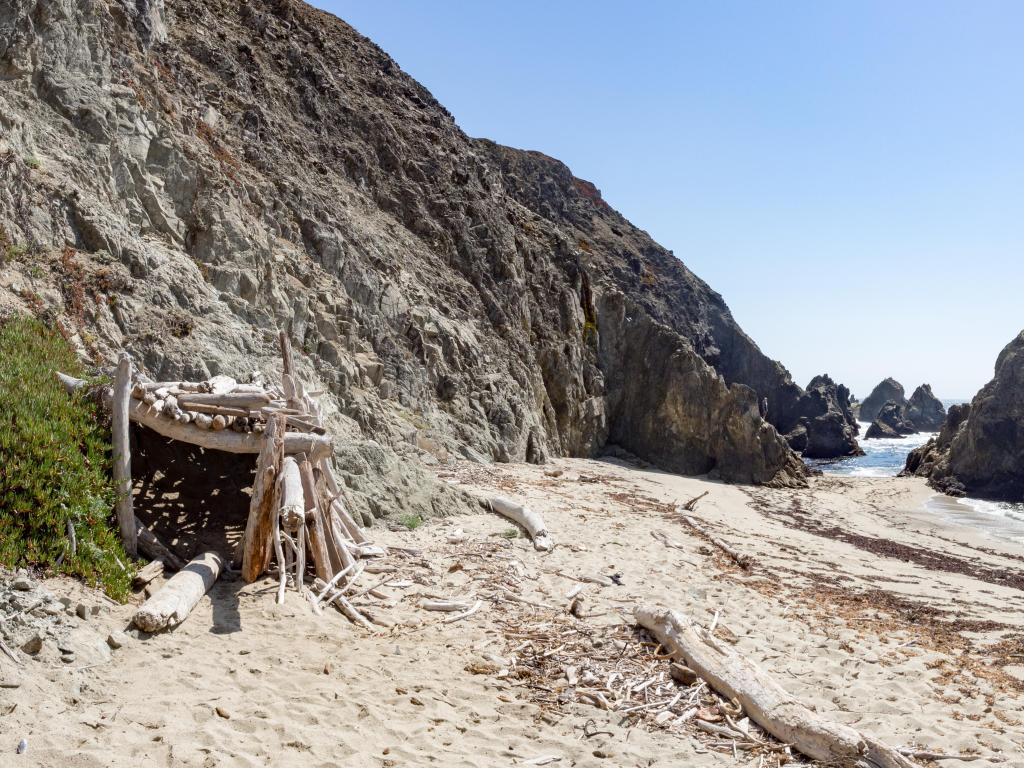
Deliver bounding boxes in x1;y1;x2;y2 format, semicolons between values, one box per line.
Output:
634;604;919;768
58;330;384;630
486;496;553;551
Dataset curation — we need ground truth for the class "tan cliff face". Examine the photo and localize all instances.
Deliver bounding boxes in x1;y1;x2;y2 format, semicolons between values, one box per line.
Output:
0;0;807;521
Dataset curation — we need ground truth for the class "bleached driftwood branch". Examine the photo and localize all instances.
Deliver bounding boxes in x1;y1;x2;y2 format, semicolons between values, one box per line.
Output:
112;353;136;556
488;496;553;551
634;604;917;768
132;551;225;633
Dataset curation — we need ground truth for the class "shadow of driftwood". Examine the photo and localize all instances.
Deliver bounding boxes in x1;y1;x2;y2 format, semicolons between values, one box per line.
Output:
130;424;255;563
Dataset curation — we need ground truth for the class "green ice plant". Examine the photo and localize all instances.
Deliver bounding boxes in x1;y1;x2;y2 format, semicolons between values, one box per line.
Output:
0;316;131;600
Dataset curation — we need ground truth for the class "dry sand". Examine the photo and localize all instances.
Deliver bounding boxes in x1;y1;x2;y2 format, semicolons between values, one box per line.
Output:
3;458;1023;766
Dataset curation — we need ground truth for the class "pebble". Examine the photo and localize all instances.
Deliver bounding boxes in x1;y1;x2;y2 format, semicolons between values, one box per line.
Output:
215;706;231;719
20;633;43;655
61;652;75;664
106;631;129;650
75;603;89;620
12;577;33;591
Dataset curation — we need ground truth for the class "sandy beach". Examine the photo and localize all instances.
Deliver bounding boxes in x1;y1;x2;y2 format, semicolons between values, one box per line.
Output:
3;460;1023;766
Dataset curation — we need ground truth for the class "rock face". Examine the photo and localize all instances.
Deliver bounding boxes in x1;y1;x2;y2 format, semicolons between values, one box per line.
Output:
865;402;915;439
779;374;862;458
858;378;908;424
0;0;808;513
906;384;946;431
903;331;1024;501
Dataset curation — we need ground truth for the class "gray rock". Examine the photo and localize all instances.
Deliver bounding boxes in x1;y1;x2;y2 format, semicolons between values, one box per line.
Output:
75;604;89;621
106;631;129;650
865;402;916;439
19;633;43;655
904;331;1024;501
859;378;908;424
906;384;946;431
11;577;33;591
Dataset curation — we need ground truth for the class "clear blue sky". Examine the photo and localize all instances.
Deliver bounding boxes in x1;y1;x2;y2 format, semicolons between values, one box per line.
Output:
318;1;1022;400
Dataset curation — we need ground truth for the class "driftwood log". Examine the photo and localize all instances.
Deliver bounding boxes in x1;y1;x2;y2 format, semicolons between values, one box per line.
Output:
634;605;917;768
133;551;225;633
241;414;285;582
135;517;186;571
488;496;553;551
112;354;137;556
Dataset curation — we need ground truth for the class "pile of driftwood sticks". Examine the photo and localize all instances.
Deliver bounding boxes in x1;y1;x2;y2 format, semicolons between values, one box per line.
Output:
60;331;384;632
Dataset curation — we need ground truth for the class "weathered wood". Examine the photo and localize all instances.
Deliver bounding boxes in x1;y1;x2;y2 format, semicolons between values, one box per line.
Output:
112;354;137;556
317;459;370;545
175;402;251;418
279;330;295;378
299;458;332;581
488;496;553;551
241;414;285;583
177;392;272;409
124;396;331;458
680;513;752;569
279;457;304;525
132;551;225;633
132;559;165;588
634;605;917;768
135;518;187;571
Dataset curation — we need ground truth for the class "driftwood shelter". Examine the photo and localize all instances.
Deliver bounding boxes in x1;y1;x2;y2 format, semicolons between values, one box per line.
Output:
59;331;384;632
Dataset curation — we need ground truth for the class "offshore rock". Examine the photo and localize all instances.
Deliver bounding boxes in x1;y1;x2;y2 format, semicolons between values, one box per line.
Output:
859;378;908;424
865;401;916;439
906;384;946;431
782;374;862;458
903;331;1024;501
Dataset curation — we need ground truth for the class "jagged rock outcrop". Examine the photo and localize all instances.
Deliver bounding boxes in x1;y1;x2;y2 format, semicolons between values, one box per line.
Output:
779;374;862;458
906;384;946;431
0;0;807;511
865;402;915;439
903;331;1024;501
858;378;908;424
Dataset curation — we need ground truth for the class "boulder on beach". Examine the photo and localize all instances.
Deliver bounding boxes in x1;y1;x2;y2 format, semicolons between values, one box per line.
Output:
903;330;1024;501
782;374;862;458
858;378;908;424
906;384;946;431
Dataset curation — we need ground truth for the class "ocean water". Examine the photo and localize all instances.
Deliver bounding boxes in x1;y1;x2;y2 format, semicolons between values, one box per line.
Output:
805;400;1024;540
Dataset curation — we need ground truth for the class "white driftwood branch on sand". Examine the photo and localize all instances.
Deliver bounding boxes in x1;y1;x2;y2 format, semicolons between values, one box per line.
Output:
634;605;917;768
488;496;553;551
132;551;225;633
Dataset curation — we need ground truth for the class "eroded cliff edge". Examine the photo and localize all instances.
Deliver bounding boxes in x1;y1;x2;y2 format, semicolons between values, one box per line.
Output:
0;0;808;519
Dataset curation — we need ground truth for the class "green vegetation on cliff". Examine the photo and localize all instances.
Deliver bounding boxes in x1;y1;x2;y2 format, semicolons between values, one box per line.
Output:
0;316;131;599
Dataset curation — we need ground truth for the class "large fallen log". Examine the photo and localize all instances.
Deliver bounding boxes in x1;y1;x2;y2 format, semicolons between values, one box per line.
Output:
488;496;553;551
175;392;272;409
634;604;917;768
132;551;225;633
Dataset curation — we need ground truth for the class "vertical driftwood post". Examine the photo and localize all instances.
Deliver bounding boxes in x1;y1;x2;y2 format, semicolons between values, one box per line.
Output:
113;353;137;556
299;457;332;582
241;413;285;582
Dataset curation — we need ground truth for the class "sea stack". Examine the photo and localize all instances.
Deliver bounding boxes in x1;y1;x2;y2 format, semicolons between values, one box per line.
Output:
903;330;1024;501
778;374;862;458
858;378;908;424
865;402;916;439
906;384;946;431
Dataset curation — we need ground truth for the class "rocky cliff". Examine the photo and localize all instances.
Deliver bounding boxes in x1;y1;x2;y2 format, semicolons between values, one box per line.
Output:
0;0;809;518
906;384;946;431
903;331;1024;501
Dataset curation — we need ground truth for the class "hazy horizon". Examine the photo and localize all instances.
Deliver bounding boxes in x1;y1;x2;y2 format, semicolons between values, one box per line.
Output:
323;1;1022;400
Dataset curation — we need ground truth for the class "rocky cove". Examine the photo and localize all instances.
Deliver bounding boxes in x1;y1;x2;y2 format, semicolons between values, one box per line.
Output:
1;1;1024;765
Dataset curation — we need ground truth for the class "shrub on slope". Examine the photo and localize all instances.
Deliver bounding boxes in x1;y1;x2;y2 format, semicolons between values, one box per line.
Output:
0;316;131;599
